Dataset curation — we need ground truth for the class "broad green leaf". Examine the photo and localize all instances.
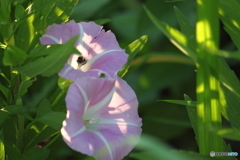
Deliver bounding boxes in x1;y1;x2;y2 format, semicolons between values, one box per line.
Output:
0;84;9;99
160;99;196;106
46;0;79;25
15;8;35;52
143;5;197;62
16;36;77;77
18;79;34;97
0;0;10;24
1;105;33;121
23;147;49;160
0;110;9;126
5;141;21;160
15;4;26;21
35;99;65;130
0;130;4;160
118;35;148;78
28;43;77;58
36;99;51;119
1;105;23;115
3;45;27;66
37;112;65;130
71;0;109;21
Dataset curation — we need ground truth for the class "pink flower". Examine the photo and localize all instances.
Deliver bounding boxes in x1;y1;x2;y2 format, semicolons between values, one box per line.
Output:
61;76;142;160
40;20;128;80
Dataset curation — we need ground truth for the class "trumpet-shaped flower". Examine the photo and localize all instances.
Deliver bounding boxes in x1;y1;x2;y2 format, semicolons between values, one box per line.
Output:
61;76;142;160
40;21;128;80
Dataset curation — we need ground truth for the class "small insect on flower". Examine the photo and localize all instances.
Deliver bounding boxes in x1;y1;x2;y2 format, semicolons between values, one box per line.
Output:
40;20;128;80
77;56;87;65
77;56;87;69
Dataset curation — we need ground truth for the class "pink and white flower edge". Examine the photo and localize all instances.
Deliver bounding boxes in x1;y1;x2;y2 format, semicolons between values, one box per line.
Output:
61;76;142;160
40;20;128;80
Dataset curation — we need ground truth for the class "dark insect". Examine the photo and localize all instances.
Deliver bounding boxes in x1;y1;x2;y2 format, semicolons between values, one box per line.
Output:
77;56;87;65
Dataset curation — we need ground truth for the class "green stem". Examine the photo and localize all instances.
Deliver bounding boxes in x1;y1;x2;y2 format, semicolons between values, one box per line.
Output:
43;132;60;149
196;0;222;155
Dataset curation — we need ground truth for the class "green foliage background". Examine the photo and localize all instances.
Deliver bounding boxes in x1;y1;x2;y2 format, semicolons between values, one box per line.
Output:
0;0;240;160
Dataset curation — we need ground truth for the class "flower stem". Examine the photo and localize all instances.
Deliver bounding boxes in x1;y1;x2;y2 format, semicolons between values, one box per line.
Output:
196;0;223;155
44;132;60;149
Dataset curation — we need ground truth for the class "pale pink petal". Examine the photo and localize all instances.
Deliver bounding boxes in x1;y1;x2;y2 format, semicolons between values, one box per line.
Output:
90;30;124;55
76;22;102;59
99;77;141;126
62;77;141;160
61;110;104;156
81;50;128;78
40;20;80;45
65;77;116;111
58;63;101;81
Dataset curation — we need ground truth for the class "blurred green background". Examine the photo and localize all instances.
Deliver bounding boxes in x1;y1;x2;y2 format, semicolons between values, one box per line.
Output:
19;0;239;159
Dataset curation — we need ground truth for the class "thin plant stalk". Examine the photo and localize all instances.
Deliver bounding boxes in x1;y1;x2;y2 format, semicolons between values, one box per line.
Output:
196;0;223;155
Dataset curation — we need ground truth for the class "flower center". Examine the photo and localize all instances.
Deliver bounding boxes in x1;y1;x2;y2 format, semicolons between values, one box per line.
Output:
84;118;98;131
89;118;97;124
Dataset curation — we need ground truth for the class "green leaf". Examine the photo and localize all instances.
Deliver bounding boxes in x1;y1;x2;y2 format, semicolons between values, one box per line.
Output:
35;99;65;130
219;0;240;50
161;99;196;106
118;35;148;78
143;5;197;62
0;0;10;24
220;85;240;129
17;36;78;77
23;147;49;160
184;94;198;137
3;45;27;66
24;122;57;150
18;79;34;97
0;110;9;126
37;112;65;131
0;130;4;160
36;99;51;119
1;105;33;121
94;18;111;25
1;105;23;115
174;6;195;41
209;127;240;141
71;0;110;21
15;4;26;21
4;141;21;160
0;84;9;99
45;0;79;25
15;10;36;52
